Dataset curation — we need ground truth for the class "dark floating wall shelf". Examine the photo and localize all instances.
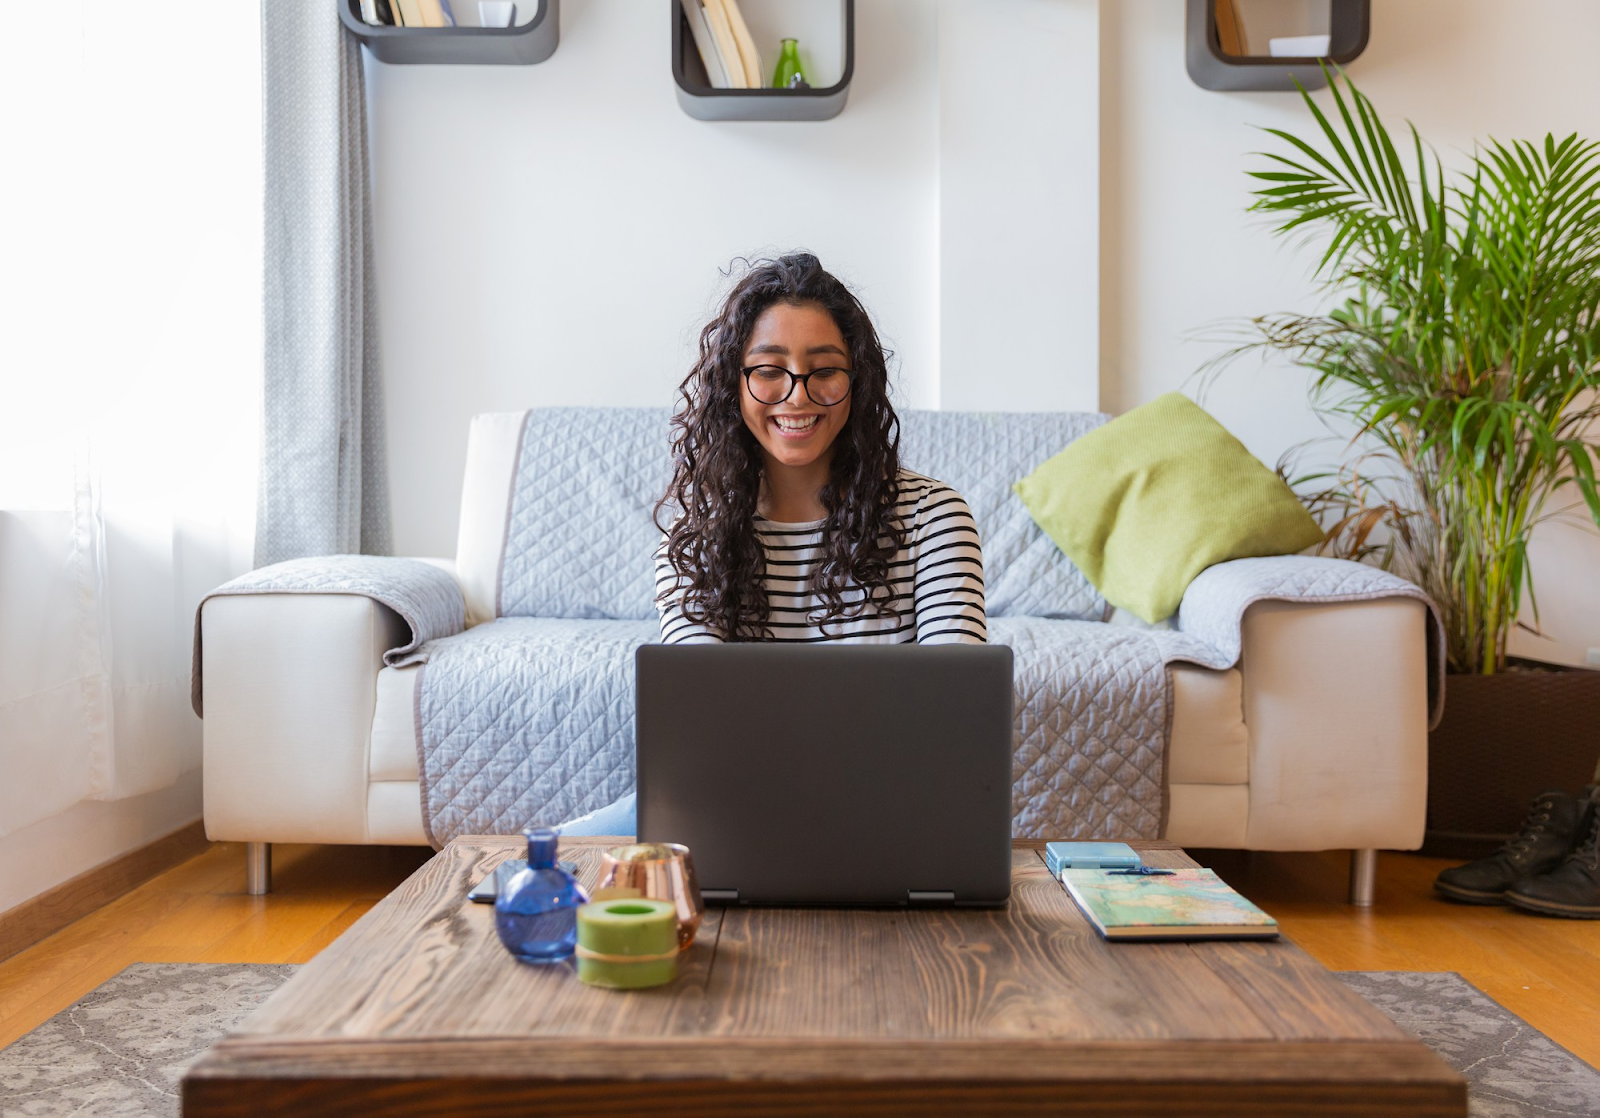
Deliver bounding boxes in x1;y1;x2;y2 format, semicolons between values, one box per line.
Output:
339;0;559;65
1185;0;1369;92
672;0;853;122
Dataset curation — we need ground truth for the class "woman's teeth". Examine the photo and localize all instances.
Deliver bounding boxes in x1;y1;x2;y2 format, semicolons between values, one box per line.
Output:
773;415;820;433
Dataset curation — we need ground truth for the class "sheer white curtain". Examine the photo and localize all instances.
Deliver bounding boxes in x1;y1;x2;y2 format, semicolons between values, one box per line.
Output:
0;5;261;836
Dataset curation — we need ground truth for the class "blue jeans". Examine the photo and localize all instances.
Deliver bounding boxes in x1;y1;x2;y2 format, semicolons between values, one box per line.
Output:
554;792;637;838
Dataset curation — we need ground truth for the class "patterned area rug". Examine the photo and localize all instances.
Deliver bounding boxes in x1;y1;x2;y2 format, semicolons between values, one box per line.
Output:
0;963;293;1117
0;965;1595;1116
1336;972;1600;1117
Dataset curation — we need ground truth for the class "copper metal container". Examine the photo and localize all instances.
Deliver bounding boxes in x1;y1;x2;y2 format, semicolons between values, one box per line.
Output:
594;842;704;949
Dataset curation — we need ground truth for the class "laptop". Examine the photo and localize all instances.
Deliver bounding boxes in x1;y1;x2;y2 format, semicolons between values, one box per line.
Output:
634;643;1014;908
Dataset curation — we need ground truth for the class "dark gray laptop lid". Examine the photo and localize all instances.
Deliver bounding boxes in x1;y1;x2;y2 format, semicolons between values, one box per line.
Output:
635;644;1014;907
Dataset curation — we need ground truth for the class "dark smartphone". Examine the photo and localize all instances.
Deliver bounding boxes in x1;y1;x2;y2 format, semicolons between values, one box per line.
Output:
467;859;578;903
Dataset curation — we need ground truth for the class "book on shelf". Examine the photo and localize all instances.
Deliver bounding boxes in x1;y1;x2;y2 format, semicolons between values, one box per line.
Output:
417;0;455;27
1213;0;1249;56
362;0;398;25
396;0;458;28
1268;34;1330;57
681;0;731;88
1060;868;1280;941
699;0;748;89
408;0;454;26
720;0;765;89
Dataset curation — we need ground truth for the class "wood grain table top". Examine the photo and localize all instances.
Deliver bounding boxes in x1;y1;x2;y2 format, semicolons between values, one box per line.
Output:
183;838;1467;1116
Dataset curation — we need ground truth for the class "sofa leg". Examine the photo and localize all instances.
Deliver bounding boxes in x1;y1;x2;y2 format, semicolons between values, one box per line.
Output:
245;842;272;896
1348;848;1377;907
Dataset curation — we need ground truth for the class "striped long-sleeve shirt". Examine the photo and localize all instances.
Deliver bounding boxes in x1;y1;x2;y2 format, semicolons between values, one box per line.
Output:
655;470;987;645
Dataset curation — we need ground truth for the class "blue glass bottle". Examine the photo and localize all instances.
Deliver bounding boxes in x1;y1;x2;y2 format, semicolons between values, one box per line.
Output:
494;827;588;964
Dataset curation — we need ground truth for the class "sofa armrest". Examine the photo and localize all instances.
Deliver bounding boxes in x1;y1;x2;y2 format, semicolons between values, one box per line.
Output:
1175;555;1444;729
202;592;410;844
191;554;466;717
195;555;461;846
1238;597;1430;851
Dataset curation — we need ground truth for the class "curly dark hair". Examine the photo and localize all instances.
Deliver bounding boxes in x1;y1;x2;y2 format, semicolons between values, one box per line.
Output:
655;253;905;640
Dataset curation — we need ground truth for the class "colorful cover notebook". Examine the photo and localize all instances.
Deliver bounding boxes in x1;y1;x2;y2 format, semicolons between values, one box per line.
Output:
1061;868;1279;941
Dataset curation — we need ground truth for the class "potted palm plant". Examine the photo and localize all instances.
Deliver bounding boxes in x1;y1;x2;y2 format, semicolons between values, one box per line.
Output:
1224;70;1600;856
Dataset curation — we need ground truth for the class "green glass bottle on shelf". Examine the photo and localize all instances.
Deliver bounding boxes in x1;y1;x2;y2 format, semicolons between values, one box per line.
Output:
772;39;806;89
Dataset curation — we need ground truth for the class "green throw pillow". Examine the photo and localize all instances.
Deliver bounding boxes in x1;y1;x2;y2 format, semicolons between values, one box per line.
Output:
1012;393;1323;623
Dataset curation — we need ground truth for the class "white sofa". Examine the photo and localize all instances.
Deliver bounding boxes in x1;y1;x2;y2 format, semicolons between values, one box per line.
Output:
200;409;1431;903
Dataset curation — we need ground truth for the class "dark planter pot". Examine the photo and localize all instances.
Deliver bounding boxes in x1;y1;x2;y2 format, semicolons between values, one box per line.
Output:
1423;664;1600;859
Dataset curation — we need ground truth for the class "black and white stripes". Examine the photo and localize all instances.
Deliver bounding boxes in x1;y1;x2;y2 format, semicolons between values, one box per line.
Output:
655;470;988;645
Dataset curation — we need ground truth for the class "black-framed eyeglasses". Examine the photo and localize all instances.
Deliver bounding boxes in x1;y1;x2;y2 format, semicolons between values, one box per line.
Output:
741;365;854;407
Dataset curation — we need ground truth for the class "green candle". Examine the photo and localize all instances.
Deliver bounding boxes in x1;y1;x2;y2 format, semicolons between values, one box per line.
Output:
576;899;679;989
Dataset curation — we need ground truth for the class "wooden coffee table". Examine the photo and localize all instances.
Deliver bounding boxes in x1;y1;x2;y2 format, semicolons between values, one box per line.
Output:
183;838;1465;1115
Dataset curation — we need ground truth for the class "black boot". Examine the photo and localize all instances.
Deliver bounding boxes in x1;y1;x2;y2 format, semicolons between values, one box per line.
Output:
1433;788;1596;904
1505;791;1600;918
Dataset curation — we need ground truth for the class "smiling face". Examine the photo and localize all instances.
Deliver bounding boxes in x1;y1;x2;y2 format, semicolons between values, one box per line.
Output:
739;301;853;481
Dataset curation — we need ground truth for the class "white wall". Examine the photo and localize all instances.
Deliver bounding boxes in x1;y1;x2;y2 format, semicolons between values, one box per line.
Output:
0;773;202;916
372;0;1600;664
938;1;1099;414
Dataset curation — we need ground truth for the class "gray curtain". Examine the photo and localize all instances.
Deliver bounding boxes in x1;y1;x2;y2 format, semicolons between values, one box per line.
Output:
256;0;392;568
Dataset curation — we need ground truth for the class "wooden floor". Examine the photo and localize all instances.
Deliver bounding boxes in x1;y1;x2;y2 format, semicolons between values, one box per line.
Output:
2;841;1598;1068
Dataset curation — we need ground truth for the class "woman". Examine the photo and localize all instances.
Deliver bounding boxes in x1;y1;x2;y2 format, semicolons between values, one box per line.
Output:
656;252;987;645
558;253;985;837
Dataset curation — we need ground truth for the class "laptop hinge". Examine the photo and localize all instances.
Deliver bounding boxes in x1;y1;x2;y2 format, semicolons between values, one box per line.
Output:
907;890;956;907
702;888;740;904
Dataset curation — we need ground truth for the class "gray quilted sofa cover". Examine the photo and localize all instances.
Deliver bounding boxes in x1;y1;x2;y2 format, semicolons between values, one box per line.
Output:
193;408;1444;848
